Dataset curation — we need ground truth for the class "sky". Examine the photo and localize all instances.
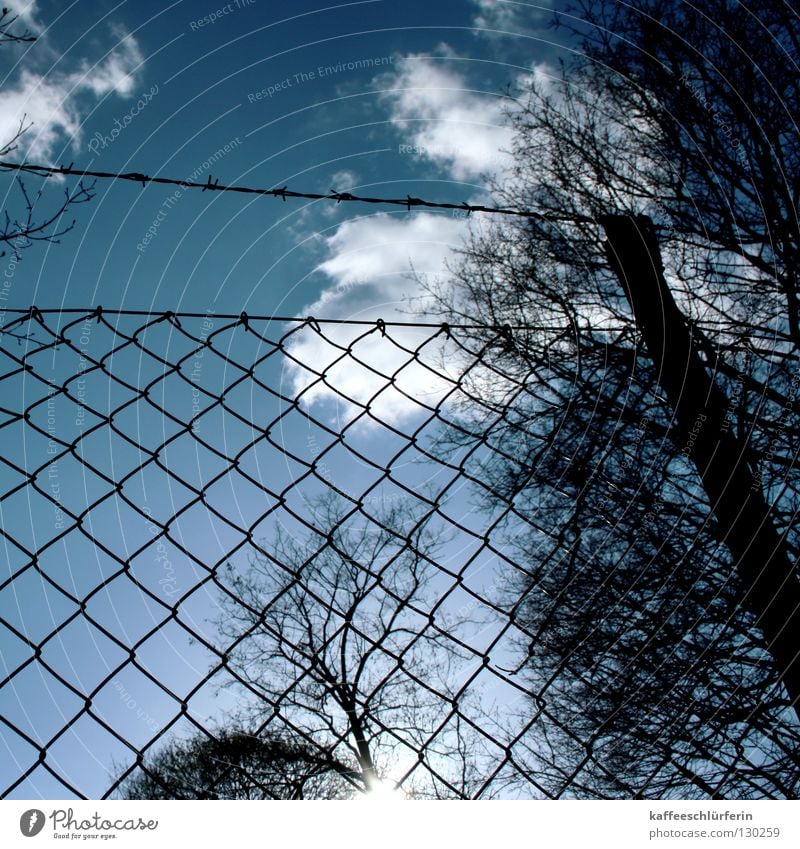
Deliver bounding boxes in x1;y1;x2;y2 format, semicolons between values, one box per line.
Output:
1;0;568;320
0;0;578;799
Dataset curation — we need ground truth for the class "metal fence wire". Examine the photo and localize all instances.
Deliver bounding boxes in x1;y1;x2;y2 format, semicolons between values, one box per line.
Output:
1;307;798;800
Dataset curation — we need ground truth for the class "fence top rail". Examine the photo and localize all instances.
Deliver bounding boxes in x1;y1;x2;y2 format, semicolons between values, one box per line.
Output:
0;306;636;333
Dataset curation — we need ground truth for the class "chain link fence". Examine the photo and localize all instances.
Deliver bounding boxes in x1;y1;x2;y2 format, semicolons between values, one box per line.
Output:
1;308;798;800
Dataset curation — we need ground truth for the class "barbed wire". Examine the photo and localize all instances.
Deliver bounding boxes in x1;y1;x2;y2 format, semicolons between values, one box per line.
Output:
0;159;596;222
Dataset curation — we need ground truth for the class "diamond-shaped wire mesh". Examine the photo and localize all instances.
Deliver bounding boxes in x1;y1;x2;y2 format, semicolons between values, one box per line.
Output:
0;308;797;800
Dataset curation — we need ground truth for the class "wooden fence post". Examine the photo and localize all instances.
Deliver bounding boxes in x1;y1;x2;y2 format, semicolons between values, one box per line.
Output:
600;213;800;720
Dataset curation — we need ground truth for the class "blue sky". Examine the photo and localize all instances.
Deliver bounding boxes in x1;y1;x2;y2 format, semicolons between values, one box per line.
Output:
1;0;567;319
0;0;575;799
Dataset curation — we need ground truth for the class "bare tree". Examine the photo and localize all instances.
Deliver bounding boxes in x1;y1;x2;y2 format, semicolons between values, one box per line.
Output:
216;494;481;799
424;0;800;798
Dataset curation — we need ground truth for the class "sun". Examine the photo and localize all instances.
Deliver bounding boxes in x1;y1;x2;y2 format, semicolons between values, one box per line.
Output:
357;778;407;802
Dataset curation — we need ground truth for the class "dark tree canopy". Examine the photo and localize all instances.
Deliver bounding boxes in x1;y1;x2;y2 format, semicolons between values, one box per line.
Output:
119;728;353;800
427;0;800;798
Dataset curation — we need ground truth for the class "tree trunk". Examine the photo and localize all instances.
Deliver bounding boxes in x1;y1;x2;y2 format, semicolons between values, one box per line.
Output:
600;213;800;722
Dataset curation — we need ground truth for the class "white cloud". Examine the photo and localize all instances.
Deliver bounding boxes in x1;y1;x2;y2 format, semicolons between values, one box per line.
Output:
327;169;358;192
0;28;144;161
381;56;556;183
313;212;467;309
471;0;553;35
290;57;553;424
382;57;514;181
287;212;470;424
285;320;459;428
78;29;142;97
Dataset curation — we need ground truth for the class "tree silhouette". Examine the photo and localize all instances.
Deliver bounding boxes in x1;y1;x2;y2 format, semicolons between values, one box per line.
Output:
216;494;481;799
425;0;800;798
118;728;352;800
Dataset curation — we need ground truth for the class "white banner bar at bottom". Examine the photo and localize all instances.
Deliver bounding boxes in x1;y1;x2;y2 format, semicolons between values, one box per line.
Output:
1;799;798;849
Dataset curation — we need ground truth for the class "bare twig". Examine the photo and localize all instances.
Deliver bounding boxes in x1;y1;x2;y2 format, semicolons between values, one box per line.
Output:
0;175;95;258
0;5;36;43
